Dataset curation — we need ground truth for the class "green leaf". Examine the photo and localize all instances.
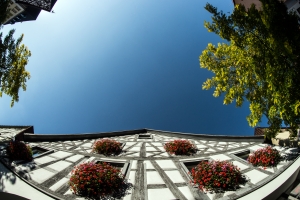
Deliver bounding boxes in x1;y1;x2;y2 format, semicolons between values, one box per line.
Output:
200;0;300;137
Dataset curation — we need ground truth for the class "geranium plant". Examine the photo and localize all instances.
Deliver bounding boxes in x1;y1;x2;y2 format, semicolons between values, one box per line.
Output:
92;139;122;156
190;160;245;192
247;146;282;167
6;140;33;161
69;162;126;199
164;140;197;155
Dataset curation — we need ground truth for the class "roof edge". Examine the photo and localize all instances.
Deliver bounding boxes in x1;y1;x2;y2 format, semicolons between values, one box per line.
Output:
146;128;264;142
23;128;263;142
146;128;254;137
0;125;33;129
24;128;147;142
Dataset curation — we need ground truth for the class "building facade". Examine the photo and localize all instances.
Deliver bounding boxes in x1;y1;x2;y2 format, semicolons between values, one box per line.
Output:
0;125;299;199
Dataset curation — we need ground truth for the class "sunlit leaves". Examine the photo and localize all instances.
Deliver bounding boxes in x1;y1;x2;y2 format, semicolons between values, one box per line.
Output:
200;0;300;138
0;30;31;107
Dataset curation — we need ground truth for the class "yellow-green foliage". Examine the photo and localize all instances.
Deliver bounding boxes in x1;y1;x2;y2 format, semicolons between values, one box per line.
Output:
0;30;31;107
200;0;300;138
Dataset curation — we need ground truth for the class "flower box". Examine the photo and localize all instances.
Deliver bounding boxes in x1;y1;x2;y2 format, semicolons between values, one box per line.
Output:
6;141;33;161
164;140;197;155
247;146;282;167
69;161;130;199
190;160;246;192
92;139;123;156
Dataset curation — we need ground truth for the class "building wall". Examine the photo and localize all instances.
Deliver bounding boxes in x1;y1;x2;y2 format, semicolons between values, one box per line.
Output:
287;0;300;17
233;0;300;15
1;128;296;200
3;0;24;24
233;0;263;10
1;127;299;199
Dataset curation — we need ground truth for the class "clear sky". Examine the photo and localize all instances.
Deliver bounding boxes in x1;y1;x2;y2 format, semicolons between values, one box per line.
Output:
0;0;268;135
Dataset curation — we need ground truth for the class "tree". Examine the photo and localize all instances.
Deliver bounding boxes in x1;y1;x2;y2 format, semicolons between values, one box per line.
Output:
200;0;300;139
0;0;31;107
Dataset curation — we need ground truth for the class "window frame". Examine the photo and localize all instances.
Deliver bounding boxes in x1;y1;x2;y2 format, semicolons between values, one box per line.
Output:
138;134;152;139
179;157;210;186
95;159;131;179
231;149;251;163
31;146;54;159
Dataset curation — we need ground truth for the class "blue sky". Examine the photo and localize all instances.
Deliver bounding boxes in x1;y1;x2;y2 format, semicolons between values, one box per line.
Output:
0;0;268;135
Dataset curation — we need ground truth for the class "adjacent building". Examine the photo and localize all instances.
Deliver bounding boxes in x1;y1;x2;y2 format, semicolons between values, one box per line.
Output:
3;0;57;25
232;0;300;17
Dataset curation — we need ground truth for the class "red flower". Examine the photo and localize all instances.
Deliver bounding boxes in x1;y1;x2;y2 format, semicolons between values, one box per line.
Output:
247;146;281;167
190;160;244;192
6;141;33;161
69;162;126;198
92;139;122;156
164;140;197;155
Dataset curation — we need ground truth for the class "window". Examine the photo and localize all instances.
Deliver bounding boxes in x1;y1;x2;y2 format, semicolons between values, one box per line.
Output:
31;146;53;158
183;161;202;172
15;6;20;11
95;160;130;178
233;150;250;161
181;159;208;173
179;158;209;183
138;134;152;139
